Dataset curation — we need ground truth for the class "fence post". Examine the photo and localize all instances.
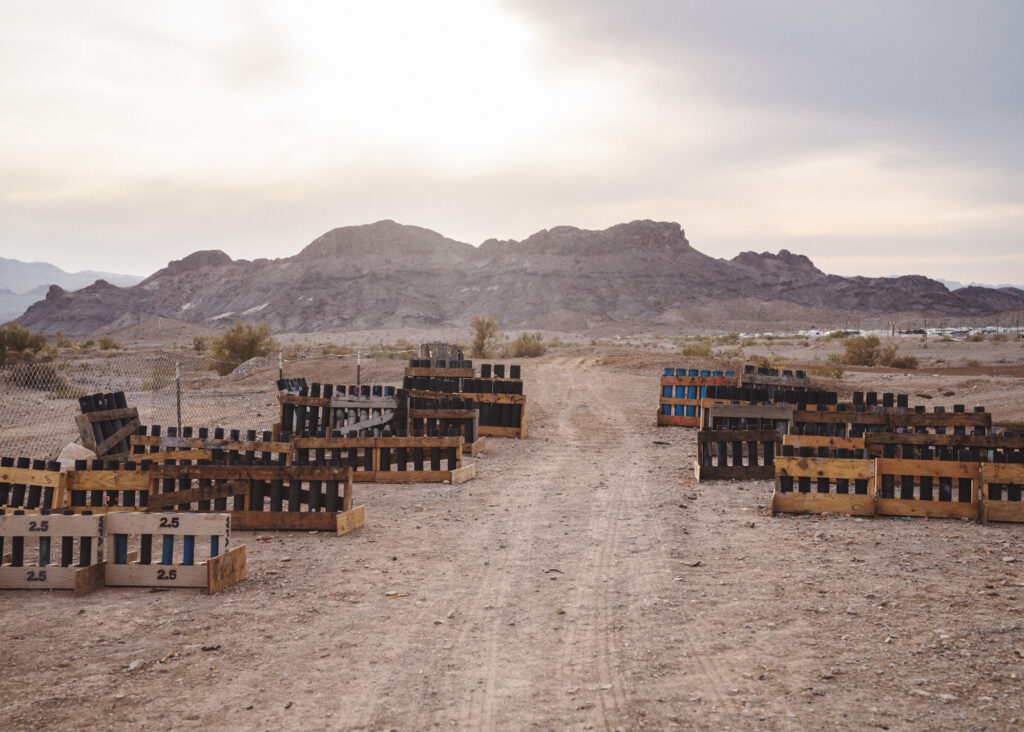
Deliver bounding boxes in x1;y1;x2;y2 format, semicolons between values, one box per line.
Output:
278;351;283;380
357;352;361;386
175;361;182;436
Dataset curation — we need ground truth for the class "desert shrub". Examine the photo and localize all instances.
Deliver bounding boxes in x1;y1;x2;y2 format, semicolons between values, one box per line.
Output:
97;335;121;350
715;347;744;359
192;336;207;353
965;333;985;342
506;332;546;357
206;321;279;376
366;339;417;359
713;332;741;346
469;315;501;358
0;322;49;365
320;342;355;357
808;365;845;379
832;334;899;367
5;361;71;393
54;330;73;348
78;339;95;350
939;335;954;342
681;341;712;358
888;355;919;369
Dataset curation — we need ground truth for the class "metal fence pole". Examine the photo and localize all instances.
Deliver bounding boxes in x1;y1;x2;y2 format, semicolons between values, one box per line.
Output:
357;351;361;386
175;361;182;436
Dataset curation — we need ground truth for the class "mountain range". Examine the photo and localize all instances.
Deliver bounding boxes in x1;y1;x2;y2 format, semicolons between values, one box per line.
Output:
15;220;1024;335
0;257;143;323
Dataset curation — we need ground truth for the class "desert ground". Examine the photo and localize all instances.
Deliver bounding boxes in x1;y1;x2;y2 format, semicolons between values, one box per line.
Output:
2;333;1023;731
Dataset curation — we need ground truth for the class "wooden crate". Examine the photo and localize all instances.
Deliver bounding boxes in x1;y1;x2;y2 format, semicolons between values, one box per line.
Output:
408;408;484;455
770;455;875;517
291;436;474;485
694;429;779;481
105;512;245;594
980;463;1024;525
873;458;980;520
0;511;106;596
657;370;737;427
76;392;139;459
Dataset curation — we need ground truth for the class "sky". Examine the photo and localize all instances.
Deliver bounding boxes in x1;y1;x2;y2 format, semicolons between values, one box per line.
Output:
1;0;1022;284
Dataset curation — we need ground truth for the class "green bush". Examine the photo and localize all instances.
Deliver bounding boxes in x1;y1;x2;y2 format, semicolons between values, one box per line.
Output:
681;342;712;358
97;335;121;350
0;322;49;365
192;336;207;353
469;315;501;358
506;332;546;358
888;355;919;369
830;334;916;369
206;321;279;376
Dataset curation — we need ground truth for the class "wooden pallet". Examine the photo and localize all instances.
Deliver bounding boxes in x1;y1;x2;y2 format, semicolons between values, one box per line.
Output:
792;407;991;438
873;458;980;520
694;429;779;481
410;390;527;439
77;392;139;459
657;370;737;427
0;512;106;596
770;455;875;516
0;458;65;511
291;436;475;484
105;512;245;593
980;463;1024;525
408;408;483;455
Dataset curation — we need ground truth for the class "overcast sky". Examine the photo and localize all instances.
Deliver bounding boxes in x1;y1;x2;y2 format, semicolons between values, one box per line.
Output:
1;1;1021;283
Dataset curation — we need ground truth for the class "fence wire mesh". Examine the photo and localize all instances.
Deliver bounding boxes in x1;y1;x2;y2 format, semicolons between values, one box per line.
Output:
0;346;413;460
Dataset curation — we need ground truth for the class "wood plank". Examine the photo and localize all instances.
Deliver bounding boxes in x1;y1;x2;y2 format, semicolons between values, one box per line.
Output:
981;501;1024;525
74;562;106;596
146;481;250;510
108;511;231;536
78;407;139;423
866;433;1024;449
449;464;476;484
207;545;247;594
0;513;105;538
775;456;875;481
329;395;399;410
404;367;474;377
657;413;699;427
783;435;865;451
697;429;780;444
93;418;141;457
130;436;290;453
875;458;981;481
694;463;774;481
478;425;526;439
794;411;890;425
740;375;811;388
279;394;330;408
875;497;979;520
336;506;365;536
706;404;794;421
661;375;737;387
150;465;350;482
64;471;153;492
226;511;339;531
890;413;991;428
464;437;487;456
105;563;208;588
983;463;1024;483
0;467;63;487
408;409;478;419
770;491;875;517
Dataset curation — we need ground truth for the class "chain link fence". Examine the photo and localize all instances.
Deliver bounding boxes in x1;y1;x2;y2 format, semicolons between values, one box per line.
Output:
0;346;415;460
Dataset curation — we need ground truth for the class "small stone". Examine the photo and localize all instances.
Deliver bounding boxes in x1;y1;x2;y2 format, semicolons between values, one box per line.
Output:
127;659;144;672
279;556;291;563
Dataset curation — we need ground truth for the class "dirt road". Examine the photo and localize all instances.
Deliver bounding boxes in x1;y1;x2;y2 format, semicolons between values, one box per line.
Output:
2;353;1023;730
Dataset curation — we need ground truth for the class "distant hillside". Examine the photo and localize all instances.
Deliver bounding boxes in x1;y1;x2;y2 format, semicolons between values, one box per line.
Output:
0;257;144;322
16;220;1024;335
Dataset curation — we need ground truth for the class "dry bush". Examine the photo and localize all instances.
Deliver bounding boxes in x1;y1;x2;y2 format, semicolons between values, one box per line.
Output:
828;334;917;369
206;321;279;376
888;354;920;369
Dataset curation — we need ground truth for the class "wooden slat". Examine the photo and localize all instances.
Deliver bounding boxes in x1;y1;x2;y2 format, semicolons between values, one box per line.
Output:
150;465;350;481
875;458;981;480
408;409;478;419
279;394;330;408
783;434;865;450
774;456;874;481
0;512;105;538
107;511;230;536
693;463;775;481
64;471;152;492
706;404;794;421
661;375;736;387
146;481;250;510
105;563;208;588
207;545;247;594
336;506;365;536
890;412;991;428
770;491;875;517
794;411;890;425
130;436;291;453
93;418;141;457
696;429;780;444
77;407;139;423
404;367;474;377
0;467;62;487
226;511;340;531
866;433;1023;449
875;497;979;520
983;463;1024;483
